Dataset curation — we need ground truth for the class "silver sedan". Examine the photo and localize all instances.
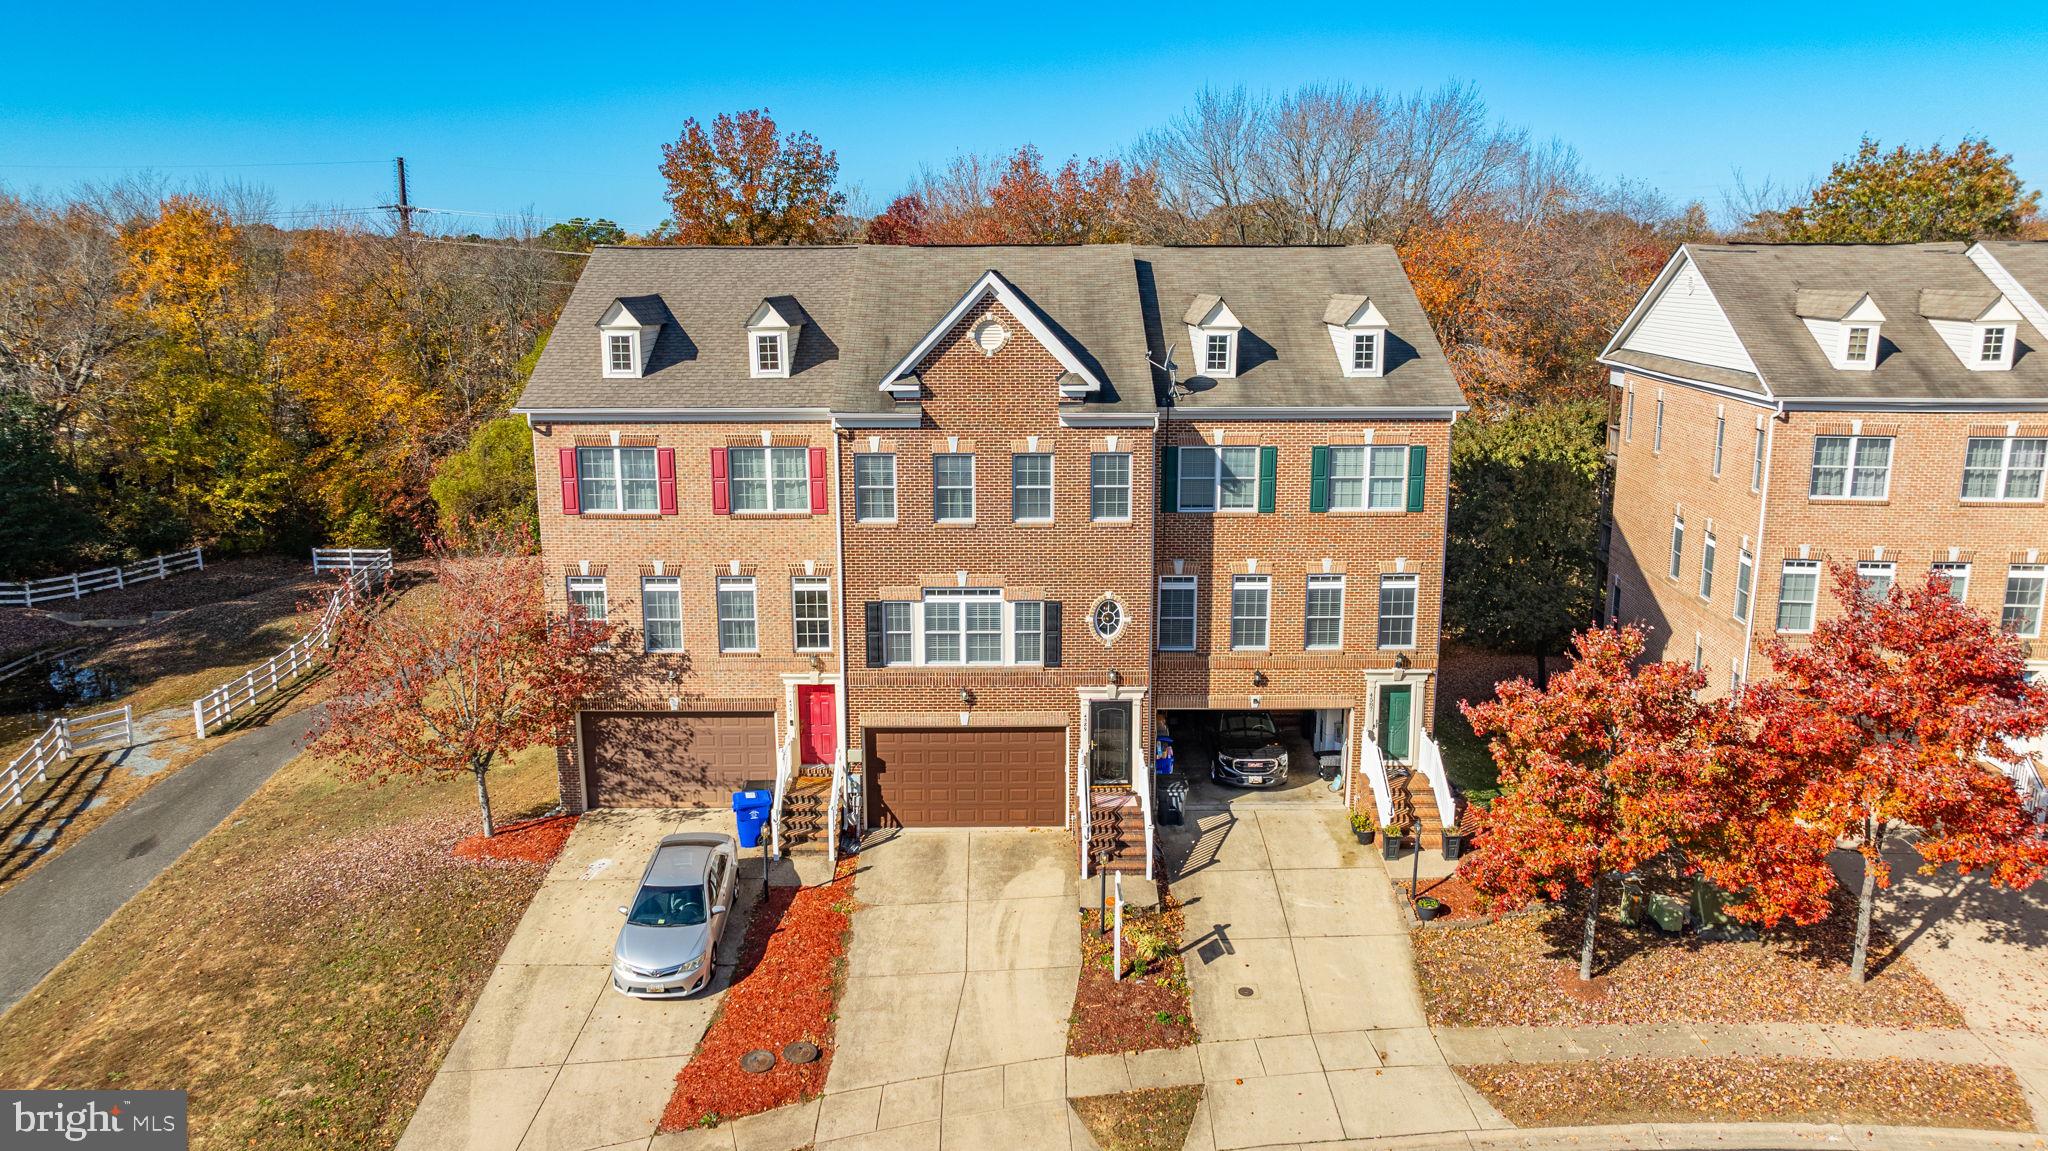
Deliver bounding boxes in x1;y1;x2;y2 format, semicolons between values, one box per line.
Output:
611;832;738;998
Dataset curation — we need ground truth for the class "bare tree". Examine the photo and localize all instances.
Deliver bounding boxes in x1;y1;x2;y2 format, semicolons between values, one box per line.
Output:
1138;85;1267;242
1253;83;1391;243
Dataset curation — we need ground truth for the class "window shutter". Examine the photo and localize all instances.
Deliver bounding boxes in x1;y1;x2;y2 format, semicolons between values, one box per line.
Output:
1406;444;1427;512
1042;602;1062;668
1308;446;1330;514
864;602;885;668
1159;447;1178;512
656;447;677;515
558;447;581;515
1257;446;1278;513
808;445;828;514
710;447;730;516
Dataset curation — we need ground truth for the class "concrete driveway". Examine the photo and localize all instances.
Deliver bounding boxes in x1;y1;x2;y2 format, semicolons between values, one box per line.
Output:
1160;803;1507;1149
398;809;754;1151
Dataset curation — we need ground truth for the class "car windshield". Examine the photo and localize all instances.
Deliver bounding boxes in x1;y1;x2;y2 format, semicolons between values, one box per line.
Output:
627;884;708;927
1222;714;1277;740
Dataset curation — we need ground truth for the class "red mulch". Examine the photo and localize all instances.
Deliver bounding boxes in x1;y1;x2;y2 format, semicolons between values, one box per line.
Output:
451;814;579;866
1068;888;1199;1056
1399;870;1498;925
659;857;856;1131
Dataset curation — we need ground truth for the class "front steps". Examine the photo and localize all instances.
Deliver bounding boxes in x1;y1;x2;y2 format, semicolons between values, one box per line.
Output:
1388;769;1454;851
1085;790;1149;874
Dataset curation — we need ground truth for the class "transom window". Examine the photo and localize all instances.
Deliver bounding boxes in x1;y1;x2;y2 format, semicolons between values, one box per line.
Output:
1089;453;1131;521
567;576;607;622
577;446;658;513
793;577;831;652
1305;574;1345;650
1204;333;1232;373
754;332;783;375
1845;326;1872;362
1809;435;1892;499
1229;575;1270;650
1179;446;1258;513
854;453;896;521
1377;574;1418;650
1983;327;2009;363
728;446;809;513
1777;561;1820;633
606;333;635;374
1734;549;1754;622
1011;453;1053;522
1857;561;1895;598
1351;332;1378;373
1962;437;2046;501
933;453;975;522
641;577;681;653
1933;562;1971;604
2003;567;2046;638
1327;445;1407;511
716;577;758;653
1157;576;1197;651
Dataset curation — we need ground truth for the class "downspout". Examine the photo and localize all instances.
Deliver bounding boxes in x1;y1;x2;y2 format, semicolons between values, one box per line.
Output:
1739;400;1784;687
830;425;852;842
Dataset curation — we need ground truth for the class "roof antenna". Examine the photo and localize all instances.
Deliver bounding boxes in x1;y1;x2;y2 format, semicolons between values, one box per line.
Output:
1151;348;1187;399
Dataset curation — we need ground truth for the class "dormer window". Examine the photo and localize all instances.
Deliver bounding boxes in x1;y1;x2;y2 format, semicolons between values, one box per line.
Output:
1205;333;1232;373
607;333;636;375
1920;288;2021;372
1983;326;2010;365
1184;294;1243;379
597;297;661;380
754;332;784;375
1351;332;1378;372
1324;294;1390;378
1794;289;1884;372
1844;326;1871;363
746;296;806;380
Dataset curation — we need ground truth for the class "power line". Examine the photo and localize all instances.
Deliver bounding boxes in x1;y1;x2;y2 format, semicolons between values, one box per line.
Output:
0;159;388;171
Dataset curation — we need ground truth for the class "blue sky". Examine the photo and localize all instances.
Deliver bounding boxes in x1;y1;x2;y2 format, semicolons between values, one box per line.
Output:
3;2;2044;233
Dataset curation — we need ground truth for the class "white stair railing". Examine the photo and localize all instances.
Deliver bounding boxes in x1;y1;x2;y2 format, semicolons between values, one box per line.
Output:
4;705;132;807
1076;754;1093;882
825;759;849;861
768;745;792;859
1357;736;1393;825
1415;732;1457;832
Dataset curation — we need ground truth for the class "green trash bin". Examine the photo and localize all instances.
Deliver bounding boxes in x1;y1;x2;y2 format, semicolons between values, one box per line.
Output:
1647;892;1688;934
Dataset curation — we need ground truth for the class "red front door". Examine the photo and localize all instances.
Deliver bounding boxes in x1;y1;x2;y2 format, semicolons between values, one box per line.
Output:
797;684;837;766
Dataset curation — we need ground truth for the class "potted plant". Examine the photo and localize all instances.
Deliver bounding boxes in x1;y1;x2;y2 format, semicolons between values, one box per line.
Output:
1441;824;1466;861
1414;895;1443;922
1380;821;1404;860
1348;809;1375;845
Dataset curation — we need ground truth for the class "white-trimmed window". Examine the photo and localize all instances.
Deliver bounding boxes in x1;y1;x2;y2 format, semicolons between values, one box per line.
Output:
1090;453;1131;521
1624;390;1635;442
1178;446;1257;513
753;332;784;376
1653;398;1665;452
934;453;975;522
1011;453;1053;522
716;577;758;653
1734;549;1754;622
1962;437;2046;501
1857;561;1895;598
1933;562;1971;604
1204;332;1233;374
1013;601;1044;664
568;575;607;622
1305;574;1345;650
1668;515;1685;580
606;333;636;375
793;577;831;652
1777;561;1820;633
1157;576;1197;651
1752;425;1766;491
879;602;913;665
1845;325;1872;363
1983;326;2011;365
1230;575;1270;650
2003;567;2046;637
641;577;681;653
879;593;1044;666
1699;532;1716;600
728;446;809;513
1810;435;1892;499
577;446;659;513
1350;331;1379;373
922;588;1005;664
1712;416;1725;477
854;453;896;521
1377;574;1418;650
1327;445;1407;511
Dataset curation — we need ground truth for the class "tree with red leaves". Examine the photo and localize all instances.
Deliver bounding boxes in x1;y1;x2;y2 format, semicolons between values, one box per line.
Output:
863;194;929;245
1462;625;1735;980
1733;566;2048;983
312;543;615;837
657;109;845;245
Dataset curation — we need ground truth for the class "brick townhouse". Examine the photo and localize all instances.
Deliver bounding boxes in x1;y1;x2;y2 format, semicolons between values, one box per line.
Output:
1602;241;2048;729
515;243;1467;877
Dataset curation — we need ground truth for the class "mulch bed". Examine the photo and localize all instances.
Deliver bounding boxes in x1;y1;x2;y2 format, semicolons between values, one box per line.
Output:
1068;887;1199;1056
451;813;578;865
1458;1057;2033;1131
659;857;857;1131
1411;892;1964;1028
1399;871;1492;925
1070;1085;1205;1151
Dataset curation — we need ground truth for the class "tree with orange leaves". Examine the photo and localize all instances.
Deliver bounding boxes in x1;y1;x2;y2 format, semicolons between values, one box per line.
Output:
1730;566;2048;982
657;109;845;245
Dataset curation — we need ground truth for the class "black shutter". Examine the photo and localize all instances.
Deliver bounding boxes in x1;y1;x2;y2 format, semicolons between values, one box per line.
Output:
1043;601;1062;668
864;602;886;668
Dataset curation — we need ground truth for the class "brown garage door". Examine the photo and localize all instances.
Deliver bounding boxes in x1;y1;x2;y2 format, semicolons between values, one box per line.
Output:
582;711;775;808
866;727;1065;828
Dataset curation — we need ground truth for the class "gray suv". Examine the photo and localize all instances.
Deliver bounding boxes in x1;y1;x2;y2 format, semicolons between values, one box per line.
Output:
611;832;738;998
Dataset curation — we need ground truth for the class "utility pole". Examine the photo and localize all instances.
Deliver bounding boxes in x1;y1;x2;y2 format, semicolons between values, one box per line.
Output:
382;156;416;235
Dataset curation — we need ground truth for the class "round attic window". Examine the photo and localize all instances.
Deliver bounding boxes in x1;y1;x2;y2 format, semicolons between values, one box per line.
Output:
971;318;1009;357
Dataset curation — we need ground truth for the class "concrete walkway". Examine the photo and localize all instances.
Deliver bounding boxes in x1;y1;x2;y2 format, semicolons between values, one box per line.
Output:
0;705;320;1012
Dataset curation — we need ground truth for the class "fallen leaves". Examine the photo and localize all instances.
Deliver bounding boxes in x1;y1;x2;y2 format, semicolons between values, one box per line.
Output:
450;813;578;865
1068;889;1198;1057
1069;1085;1205;1151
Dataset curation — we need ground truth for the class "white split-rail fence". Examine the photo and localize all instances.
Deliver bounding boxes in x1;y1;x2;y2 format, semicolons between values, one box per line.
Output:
311;548;394;574
191;554;393;739
0;548;205;608
3;706;133;807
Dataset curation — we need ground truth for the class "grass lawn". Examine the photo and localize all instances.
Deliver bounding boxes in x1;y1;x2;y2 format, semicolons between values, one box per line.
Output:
0;739;561;1151
1070;1085;1205;1151
1433;700;1498;798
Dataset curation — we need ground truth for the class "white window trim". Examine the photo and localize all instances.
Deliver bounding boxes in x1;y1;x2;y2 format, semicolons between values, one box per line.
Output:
1934;561;1971;605
1653;398;1665;453
604;331;639;378
1981;325;2012;366
934;452;976;524
576;445;660;515
727;445;811;515
1229;574;1271;652
716;576;759;654
1177;445;1260;514
641;576;683;654
1624;389;1634;442
567;575;608;621
792;576;832;654
1751;424;1766;492
1961;436;2046;503
1668;514;1685;581
1842;324;1875;365
854;452;897;523
1856;561;1896;596
1777;560;1821;635
1090;452;1133;523
1712;416;1725;477
1699;532;1716;601
1733;549;1754;623
1305;574;1346;651
2004;566;2046;639
1327;444;1408;512
1377;573;1420;651
751;331;788;379
890;589;1041;667
1011;452;1055;524
1195;329;1238;378
1809;434;1894;501
1157;575;1197;652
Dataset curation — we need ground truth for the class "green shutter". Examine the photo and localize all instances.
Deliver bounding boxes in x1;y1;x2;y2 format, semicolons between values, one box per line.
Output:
1309;446;1330;514
1406;444;1427;512
1258;445;1278;513
1160;446;1179;512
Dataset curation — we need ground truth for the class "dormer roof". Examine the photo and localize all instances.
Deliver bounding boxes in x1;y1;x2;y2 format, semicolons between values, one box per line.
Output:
876;267;1106;398
600;295;664;329
1918;288;2015;323
1322;294;1388;328
1183;295;1240;328
1792;289;1883;323
748;295;809;330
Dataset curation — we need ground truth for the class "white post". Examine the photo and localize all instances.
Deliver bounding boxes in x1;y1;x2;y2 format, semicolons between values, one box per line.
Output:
193;698;207;739
70;573;80;600
195;547;204;571
1112;871;1124;982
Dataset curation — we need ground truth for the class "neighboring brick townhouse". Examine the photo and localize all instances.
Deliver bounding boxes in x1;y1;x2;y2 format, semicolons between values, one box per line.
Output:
514;243;1468;877
1602;241;2048;719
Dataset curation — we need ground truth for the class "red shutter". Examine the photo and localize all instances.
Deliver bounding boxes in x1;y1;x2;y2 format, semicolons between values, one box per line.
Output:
558;447;580;515
808;445;828;514
656;447;677;515
711;447;730;515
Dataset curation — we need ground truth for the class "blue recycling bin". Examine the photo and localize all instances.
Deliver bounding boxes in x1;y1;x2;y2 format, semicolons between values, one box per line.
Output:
731;789;773;849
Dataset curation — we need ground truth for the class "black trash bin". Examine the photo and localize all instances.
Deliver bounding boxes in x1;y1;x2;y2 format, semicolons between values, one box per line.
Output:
1159;776;1190;826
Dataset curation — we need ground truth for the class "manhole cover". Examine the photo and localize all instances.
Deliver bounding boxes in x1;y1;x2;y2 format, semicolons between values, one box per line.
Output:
740;1049;776;1074
1236;985;1258;999
782;1041;820;1065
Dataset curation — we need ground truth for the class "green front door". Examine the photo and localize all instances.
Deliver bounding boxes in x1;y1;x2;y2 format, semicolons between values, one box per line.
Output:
1377;686;1413;764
